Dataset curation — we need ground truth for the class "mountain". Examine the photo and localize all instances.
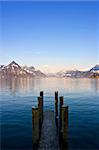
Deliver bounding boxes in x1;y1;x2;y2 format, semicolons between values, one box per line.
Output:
56;65;99;78
22;66;46;77
56;69;85;78
56;69;67;77
90;65;99;73
0;61;32;78
0;62;99;78
0;61;46;78
89;65;99;78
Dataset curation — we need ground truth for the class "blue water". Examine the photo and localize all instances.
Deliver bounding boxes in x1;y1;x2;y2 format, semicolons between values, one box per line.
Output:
0;78;99;150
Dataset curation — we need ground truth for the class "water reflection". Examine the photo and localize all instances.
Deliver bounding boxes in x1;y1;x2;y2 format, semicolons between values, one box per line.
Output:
0;77;35;94
90;78;99;94
0;77;99;95
64;78;99;93
1;77;99;150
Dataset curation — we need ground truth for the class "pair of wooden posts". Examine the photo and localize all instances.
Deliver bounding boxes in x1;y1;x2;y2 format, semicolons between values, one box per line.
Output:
55;92;68;146
32;91;43;148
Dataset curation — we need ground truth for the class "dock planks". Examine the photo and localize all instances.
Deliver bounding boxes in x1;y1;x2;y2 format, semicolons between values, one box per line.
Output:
38;111;59;150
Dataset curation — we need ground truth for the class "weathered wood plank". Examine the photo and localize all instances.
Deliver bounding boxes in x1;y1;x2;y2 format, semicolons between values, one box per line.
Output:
38;111;60;150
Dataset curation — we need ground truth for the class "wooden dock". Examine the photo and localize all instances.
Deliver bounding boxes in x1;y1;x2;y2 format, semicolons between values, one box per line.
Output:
38;111;59;150
32;91;68;150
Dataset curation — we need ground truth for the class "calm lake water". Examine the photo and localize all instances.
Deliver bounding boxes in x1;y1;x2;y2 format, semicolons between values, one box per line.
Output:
0;77;99;150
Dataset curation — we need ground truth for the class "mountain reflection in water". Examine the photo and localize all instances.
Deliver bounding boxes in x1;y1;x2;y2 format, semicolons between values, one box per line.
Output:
0;77;99;150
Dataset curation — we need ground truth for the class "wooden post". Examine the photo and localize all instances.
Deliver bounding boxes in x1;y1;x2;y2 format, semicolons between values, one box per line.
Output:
38;96;43;127
40;91;43;120
59;96;64;134
55;91;58;128
32;107;39;148
40;91;43;102
60;96;64;109
61;105;68;145
55;91;58;117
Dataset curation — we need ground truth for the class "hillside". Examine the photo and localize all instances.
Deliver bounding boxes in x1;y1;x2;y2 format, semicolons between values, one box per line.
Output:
0;61;46;78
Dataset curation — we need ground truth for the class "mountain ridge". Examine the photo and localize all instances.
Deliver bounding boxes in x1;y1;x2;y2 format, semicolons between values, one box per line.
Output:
0;61;46;78
0;61;99;78
56;65;99;78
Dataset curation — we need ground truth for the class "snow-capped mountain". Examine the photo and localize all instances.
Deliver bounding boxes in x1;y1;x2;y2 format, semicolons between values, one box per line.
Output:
22;66;36;76
90;65;99;73
56;69;82;78
0;62;99;78
56;65;99;78
22;66;46;77
0;61;46;78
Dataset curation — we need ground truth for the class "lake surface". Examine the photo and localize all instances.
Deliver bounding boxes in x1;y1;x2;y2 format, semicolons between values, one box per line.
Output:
0;77;99;150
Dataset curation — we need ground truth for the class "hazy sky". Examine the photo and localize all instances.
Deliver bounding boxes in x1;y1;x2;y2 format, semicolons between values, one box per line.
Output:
1;1;99;73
